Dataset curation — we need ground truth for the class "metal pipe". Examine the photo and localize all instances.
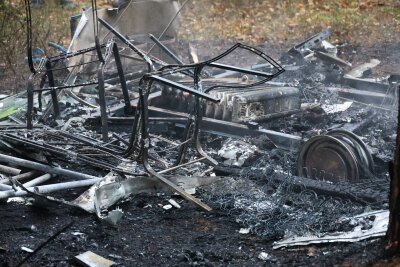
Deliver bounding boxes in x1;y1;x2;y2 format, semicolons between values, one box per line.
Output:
49;44;107;62
26;74;35;129
149;34;184;65
23;173;55;188
33;82;98;92
147;106;302;151
147;75;220;103
112;43;133;114
214;63;272;79
98;18;154;72
45;60;60;118
0;164;21;176
0;178;102;199
0;154;100;180
147;33;193;77
0;183;12;191
0;171;38;184
158;157;206;174
0;173;51;191
210;62;274;78
97;66;109;142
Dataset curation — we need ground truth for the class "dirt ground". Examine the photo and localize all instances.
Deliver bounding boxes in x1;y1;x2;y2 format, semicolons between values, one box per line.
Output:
0;195;392;267
0;34;399;267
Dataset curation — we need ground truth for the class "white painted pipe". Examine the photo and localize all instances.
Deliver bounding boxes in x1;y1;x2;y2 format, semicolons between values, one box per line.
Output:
0;154;99;180
0;183;12;191
0;173;54;191
23;173;55;187
0;171;38;184
0;178;103;199
0;163;21;175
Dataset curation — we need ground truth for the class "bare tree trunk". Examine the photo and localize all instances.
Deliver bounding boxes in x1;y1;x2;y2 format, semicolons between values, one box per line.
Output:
387;86;400;251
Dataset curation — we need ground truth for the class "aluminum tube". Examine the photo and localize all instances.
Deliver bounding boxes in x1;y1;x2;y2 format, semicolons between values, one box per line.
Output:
0;171;38;185
0;173;51;191
0;183;12;191
0;154;99;180
0;178;103;199
0;164;21;176
23;173;55;188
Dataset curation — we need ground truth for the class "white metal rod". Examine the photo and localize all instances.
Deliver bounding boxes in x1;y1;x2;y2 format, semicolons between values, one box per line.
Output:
23;173;55;187
0;178;103;199
0;154;100;180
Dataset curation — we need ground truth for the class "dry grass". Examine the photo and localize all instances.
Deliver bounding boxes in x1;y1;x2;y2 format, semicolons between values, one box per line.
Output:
0;0;399;93
179;0;400;47
0;0;83;93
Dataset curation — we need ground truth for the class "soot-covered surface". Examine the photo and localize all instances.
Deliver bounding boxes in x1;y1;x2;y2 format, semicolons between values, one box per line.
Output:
0;107;395;267
0;196;391;267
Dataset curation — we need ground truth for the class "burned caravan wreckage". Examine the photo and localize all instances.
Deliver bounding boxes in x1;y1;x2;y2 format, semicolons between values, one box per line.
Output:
0;0;398;249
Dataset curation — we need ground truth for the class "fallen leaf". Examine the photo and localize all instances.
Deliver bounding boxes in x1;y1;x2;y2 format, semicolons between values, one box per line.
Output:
307;247;316;257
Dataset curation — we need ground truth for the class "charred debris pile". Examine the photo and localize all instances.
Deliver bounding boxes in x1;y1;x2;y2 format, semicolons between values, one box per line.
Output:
0;0;399;251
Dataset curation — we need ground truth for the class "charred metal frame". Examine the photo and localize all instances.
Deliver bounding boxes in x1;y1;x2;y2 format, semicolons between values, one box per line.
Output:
22;0;286;210
77;34;285;210
0;129;141;177
115;43;283;210
24;0;132;142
